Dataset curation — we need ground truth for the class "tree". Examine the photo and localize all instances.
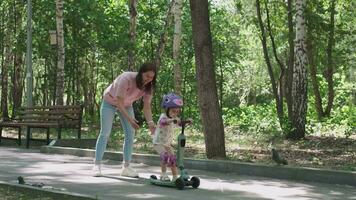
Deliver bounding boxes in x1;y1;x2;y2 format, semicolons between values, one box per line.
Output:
307;0;336;120
324;0;336;117
12;0;24;116
286;0;294;120
256;0;285;129
55;0;65;105
189;0;226;158
1;3;12;121
289;0;308;139
128;0;137;71
172;0;183;95
155;0;175;69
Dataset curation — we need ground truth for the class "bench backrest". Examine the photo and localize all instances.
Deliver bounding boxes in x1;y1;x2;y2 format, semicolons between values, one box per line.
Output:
15;105;83;128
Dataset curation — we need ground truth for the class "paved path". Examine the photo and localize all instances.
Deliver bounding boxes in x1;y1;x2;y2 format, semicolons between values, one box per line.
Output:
0;147;355;200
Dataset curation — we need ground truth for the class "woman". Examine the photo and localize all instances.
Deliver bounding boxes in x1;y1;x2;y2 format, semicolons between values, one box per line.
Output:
93;62;157;177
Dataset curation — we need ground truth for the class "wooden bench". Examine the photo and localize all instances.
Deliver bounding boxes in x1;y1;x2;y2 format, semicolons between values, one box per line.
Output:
0;105;84;148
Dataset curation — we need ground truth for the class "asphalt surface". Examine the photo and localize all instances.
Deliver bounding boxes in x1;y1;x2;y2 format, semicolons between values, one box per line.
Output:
0;147;355;200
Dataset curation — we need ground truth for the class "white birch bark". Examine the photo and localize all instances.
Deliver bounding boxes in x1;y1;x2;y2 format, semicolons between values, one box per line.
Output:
291;0;308;139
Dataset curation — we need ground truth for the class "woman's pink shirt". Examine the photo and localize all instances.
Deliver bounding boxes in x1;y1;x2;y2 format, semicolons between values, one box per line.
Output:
103;72;152;107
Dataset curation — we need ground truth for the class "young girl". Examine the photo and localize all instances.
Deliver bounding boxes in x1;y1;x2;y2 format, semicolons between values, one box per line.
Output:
152;93;189;181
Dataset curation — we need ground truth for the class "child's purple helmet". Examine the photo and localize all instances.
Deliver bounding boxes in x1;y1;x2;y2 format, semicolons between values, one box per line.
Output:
161;93;183;109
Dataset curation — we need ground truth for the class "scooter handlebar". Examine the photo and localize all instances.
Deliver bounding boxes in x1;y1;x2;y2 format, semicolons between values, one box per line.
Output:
179;119;193;126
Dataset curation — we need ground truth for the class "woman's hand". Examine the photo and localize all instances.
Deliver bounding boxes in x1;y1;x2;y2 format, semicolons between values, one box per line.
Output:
147;121;156;135
129;118;140;130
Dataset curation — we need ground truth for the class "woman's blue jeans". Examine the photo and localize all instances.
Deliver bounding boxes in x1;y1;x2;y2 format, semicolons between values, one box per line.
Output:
94;100;135;164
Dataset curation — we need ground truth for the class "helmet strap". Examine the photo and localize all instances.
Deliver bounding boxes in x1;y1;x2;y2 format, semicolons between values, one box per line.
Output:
166;108;172;118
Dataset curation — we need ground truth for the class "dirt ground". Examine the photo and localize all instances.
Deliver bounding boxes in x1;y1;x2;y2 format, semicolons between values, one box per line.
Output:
2;128;355;172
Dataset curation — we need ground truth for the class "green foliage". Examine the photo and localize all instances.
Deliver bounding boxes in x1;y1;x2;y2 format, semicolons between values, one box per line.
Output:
0;0;355;143
307;105;356;138
223;104;281;136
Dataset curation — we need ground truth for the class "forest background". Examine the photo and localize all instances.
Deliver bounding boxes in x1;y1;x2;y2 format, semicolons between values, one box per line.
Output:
0;0;355;171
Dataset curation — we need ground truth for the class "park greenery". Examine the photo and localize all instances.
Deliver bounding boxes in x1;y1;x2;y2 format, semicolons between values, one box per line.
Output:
0;0;355;169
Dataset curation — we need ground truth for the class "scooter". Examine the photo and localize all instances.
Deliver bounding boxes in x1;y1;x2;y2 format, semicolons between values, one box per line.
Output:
150;119;200;190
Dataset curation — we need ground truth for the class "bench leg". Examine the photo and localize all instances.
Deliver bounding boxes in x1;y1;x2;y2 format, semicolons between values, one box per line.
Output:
18;127;22;146
57;128;62;139
77;128;81;139
0;127;2;144
26;127;31;148
46;128;50;145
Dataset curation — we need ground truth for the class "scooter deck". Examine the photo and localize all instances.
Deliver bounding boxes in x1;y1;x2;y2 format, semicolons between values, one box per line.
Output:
150;179;176;187
98;175;148;185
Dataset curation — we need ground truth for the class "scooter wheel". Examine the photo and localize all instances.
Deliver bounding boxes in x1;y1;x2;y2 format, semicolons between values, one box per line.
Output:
191;176;200;188
175;178;185;190
150;175;157;180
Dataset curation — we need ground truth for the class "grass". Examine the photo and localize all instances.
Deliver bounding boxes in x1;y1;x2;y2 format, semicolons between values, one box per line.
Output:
81;122;356;172
2;121;355;172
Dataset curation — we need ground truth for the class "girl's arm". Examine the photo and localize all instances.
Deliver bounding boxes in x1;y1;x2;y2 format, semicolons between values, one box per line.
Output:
159;117;179;126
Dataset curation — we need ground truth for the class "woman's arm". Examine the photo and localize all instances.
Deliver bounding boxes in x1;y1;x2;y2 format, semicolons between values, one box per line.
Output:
115;96;140;130
143;99;156;134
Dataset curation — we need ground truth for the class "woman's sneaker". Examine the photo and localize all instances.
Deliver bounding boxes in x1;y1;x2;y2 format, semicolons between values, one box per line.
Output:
121;166;139;178
92;164;102;177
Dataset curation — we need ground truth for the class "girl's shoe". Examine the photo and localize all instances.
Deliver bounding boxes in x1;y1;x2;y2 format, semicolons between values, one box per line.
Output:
160;174;170;181
172;176;178;182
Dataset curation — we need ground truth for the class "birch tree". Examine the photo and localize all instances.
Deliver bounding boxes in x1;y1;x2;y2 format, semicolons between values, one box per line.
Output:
290;0;308;139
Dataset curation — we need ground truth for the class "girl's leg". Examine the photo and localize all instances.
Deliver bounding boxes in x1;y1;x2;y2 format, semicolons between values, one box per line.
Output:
117;106;135;166
171;166;178;179
161;162;167;174
94;101;117;164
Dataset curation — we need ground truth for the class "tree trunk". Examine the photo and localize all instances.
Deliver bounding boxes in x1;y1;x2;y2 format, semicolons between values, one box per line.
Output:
307;38;323;119
289;0;308;139
43;60;49;106
256;0;284;126
128;0;137;71
286;0;294;120
324;0;336;116
155;0;175;69
218;44;224;108
351;66;356;105
1;31;12;121
264;0;286;113
84;52;97;117
189;0;226;159
12;0;24;115
172;0;183;95
1;5;13;120
55;0;65;105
